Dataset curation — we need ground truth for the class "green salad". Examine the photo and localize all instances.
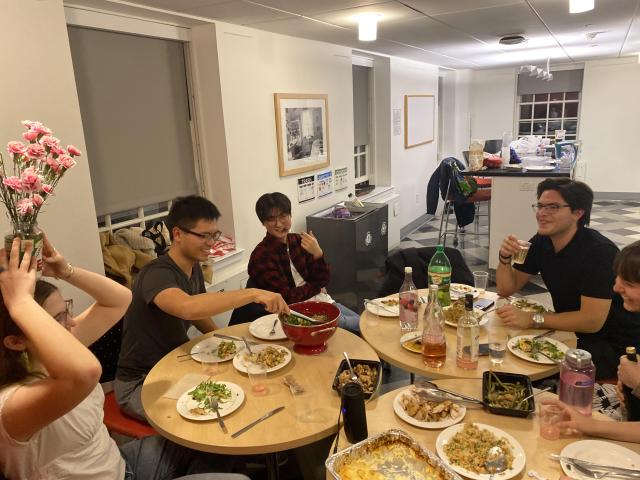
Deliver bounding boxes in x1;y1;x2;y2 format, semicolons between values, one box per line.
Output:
188;380;232;415
515;337;565;361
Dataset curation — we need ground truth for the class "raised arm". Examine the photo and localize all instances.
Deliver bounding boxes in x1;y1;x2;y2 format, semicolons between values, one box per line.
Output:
496;235;532;296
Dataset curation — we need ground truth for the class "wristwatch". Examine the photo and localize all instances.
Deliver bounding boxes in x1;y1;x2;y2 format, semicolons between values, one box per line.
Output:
532;313;544;328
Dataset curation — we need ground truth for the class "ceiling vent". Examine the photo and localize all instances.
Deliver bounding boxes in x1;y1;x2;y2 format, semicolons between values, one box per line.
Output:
499;35;527;45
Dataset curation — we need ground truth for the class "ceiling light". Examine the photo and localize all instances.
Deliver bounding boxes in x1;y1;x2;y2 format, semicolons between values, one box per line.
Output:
570;0;594;14
357;13;381;42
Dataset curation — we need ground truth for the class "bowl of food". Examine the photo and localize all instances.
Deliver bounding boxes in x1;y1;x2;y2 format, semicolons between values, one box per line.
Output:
482;371;535;418
332;359;381;400
279;301;340;355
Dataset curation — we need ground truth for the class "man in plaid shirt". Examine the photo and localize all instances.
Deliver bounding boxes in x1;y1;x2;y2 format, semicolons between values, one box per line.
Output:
248;192;360;333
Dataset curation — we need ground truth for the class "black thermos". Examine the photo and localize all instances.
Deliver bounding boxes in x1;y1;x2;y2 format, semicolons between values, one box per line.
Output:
341;382;368;443
623;346;640;421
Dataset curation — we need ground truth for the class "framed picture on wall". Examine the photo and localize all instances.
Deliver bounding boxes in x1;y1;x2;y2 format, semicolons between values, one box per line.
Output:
274;93;330;177
404;94;435;149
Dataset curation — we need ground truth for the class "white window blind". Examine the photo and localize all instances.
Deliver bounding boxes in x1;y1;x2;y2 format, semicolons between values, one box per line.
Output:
67;26;198;216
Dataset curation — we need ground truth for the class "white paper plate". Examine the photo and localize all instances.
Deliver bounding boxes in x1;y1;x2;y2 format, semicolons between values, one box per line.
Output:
450;284;480;300
507;335;569;365
176;381;244;421
232;344;292;374
249;314;287;340
365;297;400;317
525;165;555;171
560;440;640;480
443;306;488;328
190;337;244;363
436;423;526;480
393;388;466;429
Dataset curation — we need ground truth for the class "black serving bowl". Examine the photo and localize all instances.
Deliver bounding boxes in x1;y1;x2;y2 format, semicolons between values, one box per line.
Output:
482;371;535;418
332;359;382;400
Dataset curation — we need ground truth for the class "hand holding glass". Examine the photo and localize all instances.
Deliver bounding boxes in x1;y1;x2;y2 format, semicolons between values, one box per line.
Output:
512;240;531;264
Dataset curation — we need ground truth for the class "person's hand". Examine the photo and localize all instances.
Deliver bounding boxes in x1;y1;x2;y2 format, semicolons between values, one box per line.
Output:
616;380;626;408
542;398;596;435
253;289;290;314
300;231;323;259
499;234;521;259
496;304;533;328
0;238;36;313
41;235;70;279
618;355;640;390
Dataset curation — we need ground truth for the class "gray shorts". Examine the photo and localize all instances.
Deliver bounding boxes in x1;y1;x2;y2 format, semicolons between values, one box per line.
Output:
113;376;147;422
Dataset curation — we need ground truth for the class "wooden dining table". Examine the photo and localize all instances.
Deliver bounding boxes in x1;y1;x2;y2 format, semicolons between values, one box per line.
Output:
141;322;378;478
328;378;640;479
361;290;577;380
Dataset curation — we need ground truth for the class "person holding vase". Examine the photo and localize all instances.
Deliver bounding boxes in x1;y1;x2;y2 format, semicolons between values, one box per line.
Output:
0;237;248;480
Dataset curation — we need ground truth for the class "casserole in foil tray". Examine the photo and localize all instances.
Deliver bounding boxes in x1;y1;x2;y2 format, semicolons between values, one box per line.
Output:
325;429;463;480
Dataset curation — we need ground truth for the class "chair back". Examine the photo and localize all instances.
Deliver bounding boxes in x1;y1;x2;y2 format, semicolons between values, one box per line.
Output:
483;139;502;154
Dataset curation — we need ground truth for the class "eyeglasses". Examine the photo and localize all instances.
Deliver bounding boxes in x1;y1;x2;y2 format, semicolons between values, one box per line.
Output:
179;227;222;242
54;299;73;325
531;203;571;213
264;213;291;224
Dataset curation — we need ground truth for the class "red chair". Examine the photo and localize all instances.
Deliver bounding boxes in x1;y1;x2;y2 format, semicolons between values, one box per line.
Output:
103;390;156;439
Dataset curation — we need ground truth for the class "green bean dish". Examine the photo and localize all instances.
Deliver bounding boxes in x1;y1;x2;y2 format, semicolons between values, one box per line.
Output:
485;371;529;411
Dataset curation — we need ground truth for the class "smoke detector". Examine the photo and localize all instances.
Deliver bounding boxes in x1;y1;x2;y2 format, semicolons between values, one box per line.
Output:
499;34;527;45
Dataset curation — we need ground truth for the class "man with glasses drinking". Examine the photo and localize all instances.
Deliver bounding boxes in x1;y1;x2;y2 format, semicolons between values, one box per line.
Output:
115;195;289;421
495;178;620;377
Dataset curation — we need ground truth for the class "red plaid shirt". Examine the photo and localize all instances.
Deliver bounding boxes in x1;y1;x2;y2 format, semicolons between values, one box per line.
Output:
248;233;330;304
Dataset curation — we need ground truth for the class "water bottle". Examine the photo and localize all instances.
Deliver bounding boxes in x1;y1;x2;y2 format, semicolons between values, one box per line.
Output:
428;245;452;306
623;347;640;421
559;349;596;416
456;293;479;369
341;382;368;443
422;285;446;368
501;131;512;163
398;267;419;333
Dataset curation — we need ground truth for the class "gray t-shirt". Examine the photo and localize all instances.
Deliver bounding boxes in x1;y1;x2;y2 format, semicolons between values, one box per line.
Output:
116;254;205;382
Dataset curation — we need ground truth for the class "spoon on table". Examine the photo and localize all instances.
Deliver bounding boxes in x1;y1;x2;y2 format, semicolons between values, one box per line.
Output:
485;446;507;480
414;379;482;403
518;386;552;408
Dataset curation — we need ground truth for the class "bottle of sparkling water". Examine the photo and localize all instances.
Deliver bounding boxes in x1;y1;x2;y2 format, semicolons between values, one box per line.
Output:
422;285;446;368
428;245;452;306
398;267;419;333
456;293;479;369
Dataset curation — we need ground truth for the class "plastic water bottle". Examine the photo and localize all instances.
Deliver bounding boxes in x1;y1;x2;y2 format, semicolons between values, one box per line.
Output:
501;131;512;162
559;349;595;416
456;293;479;369
398;267;419;333
422;285;446;368
428;245;452;306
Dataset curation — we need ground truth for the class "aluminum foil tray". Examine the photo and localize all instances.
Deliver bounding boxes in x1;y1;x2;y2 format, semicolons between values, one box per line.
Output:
325;428;463;480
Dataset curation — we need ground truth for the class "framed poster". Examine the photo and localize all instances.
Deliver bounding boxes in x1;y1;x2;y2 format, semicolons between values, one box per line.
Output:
297;174;316;203
404;94;435;149
274;93;330;176
316;171;333;197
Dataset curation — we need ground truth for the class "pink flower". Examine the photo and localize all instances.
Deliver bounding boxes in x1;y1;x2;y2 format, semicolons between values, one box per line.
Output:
21;120;36;129
23;130;39;142
59;154;76;170
50;145;65;157
16;198;34;216
7;141;27;156
41;184;54;195
41;136;60;149
67;145;82;157
31;194;45;207
45;157;62;173
25;143;46;160
20;167;42;192
2;176;23;192
28;122;51;135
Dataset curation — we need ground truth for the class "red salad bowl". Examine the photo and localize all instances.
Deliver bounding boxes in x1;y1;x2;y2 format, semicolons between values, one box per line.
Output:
279;301;341;355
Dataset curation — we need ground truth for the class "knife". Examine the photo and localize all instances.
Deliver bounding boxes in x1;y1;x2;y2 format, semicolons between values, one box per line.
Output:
213;333;258;344
532;329;555;340
550;454;640;477
231;406;285;438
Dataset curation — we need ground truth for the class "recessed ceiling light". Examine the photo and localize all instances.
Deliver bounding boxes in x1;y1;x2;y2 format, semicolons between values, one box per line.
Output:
499;34;527;45
356;13;382;42
570;0;595;14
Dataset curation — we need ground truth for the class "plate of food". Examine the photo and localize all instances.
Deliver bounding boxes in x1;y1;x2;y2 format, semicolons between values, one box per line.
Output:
443;300;488;327
176;380;244;421
400;332;423;353
249;313;287;340
393;386;466;429
560;440;640;480
365;297;399;317
332;360;381;399
508;335;568;364
509;297;548;313
436;423;526;480
450;283;480;300
189;337;244;363
233;343;292;374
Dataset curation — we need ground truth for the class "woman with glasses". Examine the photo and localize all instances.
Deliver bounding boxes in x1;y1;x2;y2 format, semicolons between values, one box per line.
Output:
0;237;249;480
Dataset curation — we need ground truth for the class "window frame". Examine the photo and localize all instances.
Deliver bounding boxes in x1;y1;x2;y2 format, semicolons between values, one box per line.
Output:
517;91;580;141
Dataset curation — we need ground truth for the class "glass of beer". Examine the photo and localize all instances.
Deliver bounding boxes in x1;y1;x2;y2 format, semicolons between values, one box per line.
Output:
512;240;531;264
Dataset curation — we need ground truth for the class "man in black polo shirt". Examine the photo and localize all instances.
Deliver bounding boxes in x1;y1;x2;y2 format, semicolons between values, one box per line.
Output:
496;179;619;378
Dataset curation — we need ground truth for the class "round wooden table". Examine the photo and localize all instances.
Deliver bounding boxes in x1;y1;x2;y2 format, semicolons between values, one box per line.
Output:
141;323;378;456
361;290;576;380
329;378;640;479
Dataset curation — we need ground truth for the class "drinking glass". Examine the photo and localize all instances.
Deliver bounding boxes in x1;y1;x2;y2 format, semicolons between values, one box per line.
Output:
488;329;508;366
539;403;564;440
248;364;268;396
512;240;531;264
472;271;489;294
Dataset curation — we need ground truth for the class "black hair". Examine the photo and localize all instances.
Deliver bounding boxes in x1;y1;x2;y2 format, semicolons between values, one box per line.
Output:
255;192;291;223
166;195;221;240
536;178;593;227
614;240;640;284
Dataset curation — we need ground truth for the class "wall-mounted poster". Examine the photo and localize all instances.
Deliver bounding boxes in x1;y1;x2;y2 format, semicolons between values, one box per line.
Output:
297;174;316;203
404;94;435;149
274;93;330;177
334;167;348;191
316;171;333;197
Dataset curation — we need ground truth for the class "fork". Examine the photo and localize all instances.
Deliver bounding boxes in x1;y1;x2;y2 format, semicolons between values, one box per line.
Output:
210;397;228;434
269;318;278;335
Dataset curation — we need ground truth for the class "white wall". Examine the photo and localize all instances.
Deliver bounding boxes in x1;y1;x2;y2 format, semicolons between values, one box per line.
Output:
470;67;517;143
0;0;103;310
580;57;640;193
389;58;439;227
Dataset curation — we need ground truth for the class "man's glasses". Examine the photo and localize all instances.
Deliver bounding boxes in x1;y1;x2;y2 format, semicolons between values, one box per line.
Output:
54;299;74;325
179;227;222;242
264;213;291;224
531;203;571;213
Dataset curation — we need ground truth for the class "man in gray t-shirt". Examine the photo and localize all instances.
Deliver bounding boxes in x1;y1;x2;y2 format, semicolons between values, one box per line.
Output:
115;196;289;421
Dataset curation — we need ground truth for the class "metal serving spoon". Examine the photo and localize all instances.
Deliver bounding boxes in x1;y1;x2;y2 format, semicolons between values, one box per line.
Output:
486;446;507;480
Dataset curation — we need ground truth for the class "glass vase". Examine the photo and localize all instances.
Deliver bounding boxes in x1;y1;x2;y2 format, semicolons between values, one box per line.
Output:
4;221;43;277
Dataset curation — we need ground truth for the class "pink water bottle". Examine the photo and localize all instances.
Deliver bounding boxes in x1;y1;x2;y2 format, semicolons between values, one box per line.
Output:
558;349;595;416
